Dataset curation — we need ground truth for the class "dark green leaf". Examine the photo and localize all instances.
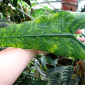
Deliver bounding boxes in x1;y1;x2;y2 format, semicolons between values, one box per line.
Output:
61;66;78;85
3;0;10;4
22;0;31;7
46;66;65;77
46;56;56;67
49;72;62;85
13;0;17;7
32;79;47;85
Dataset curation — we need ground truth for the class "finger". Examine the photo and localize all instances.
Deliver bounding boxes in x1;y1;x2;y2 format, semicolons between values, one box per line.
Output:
77;38;85;42
75;29;82;34
37;50;49;55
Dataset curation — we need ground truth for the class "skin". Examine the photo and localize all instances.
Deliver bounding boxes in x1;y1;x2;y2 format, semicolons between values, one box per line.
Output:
0;48;48;85
75;29;85;42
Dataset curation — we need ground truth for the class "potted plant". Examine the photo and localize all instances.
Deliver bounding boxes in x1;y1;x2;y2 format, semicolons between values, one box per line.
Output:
61;0;78;11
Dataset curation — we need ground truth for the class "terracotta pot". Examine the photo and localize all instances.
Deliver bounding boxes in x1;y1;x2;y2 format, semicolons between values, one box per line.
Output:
61;0;78;12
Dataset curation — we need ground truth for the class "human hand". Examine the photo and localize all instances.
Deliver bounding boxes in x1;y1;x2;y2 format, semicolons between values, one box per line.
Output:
75;29;85;42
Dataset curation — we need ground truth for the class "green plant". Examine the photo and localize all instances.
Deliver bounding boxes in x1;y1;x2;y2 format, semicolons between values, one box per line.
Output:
31;7;55;19
0;11;85;59
0;0;33;23
46;65;83;85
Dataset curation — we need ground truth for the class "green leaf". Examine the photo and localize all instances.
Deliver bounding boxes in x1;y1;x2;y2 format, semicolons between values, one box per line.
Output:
0;11;85;59
22;0;31;7
31;2;36;8
13;0;17;7
0;20;16;28
49;72;62;85
46;66;78;85
61;66;78;85
46;56;56;67
41;56;47;68
46;66;65;77
32;79;47;85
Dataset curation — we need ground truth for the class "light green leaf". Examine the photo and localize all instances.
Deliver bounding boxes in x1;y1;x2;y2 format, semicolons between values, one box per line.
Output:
41;56;47;68
0;11;85;59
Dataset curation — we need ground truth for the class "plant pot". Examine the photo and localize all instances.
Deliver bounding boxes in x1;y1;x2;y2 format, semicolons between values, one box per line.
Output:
61;0;78;12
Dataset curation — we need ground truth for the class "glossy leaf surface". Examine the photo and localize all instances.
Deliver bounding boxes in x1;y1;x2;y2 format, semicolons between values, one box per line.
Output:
0;11;85;59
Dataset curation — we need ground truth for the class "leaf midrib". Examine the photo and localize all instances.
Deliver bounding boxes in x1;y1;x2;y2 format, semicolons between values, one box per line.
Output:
0;34;74;39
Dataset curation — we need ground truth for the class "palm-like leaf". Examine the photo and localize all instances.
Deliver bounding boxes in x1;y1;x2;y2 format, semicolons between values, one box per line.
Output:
0;11;85;59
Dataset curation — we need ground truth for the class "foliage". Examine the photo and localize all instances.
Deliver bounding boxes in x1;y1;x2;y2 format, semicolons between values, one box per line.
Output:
0;0;56;22
49;72;62;85
0;0;33;23
31;7;55;19
61;66;77;85
0;11;85;59
46;66;73;85
46;65;85;85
